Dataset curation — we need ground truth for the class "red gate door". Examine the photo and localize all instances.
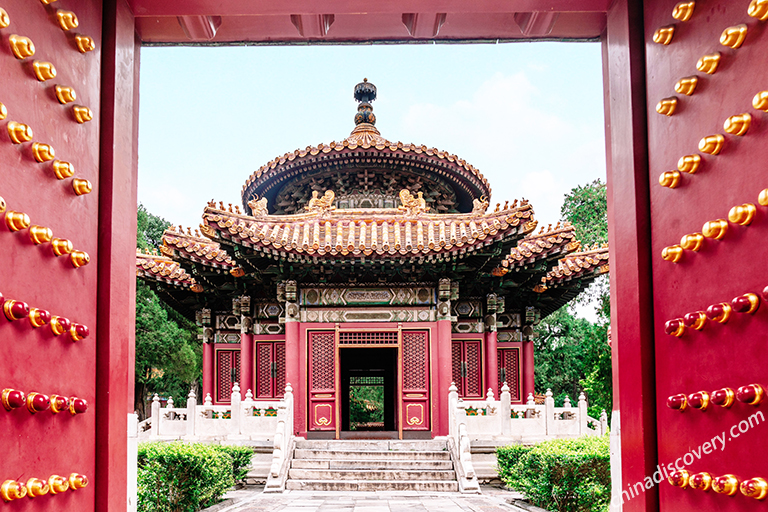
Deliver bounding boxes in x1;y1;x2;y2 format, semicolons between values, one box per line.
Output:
451;340;483;398
255;341;286;398
215;348;241;404
402;330;430;431
0;0;135;510
308;331;336;432
497;348;522;402
642;2;768;510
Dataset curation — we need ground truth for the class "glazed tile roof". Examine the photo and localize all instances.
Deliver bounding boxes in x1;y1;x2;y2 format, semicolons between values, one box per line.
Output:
201;198;536;259
161;226;238;269
543;245;610;286
136;249;201;291
496;222;581;273
241;131;492;211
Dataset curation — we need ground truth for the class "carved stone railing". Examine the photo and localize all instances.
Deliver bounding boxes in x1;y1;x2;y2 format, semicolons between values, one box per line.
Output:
264;384;295;493
141;383;293;442
448;383;481;493
451;383;607;444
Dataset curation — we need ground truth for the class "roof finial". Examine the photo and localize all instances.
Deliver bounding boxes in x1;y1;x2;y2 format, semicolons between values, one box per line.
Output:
353;78;377;127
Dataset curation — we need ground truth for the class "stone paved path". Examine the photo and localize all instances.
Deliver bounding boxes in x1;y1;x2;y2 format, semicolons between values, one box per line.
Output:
209;486;526;512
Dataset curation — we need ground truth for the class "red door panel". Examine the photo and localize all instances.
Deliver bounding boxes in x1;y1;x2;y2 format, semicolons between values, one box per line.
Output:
644;1;768;510
498;348;521;402
215;349;240;404
402;330;430;431
255;341;286;398
451;340;483;398
308;331;336;431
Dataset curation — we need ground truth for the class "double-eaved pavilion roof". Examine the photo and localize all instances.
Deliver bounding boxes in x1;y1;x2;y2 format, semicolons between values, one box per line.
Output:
137;80;608;320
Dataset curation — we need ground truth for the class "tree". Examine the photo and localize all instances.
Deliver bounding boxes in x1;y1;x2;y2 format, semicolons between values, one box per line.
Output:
135;205;201;419
533;180;612;417
560;179;609;319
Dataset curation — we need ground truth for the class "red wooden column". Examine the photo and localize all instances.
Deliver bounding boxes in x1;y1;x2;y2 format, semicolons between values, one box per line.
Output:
202;340;214;400
285;320;301;435
603;0;656;510
434;319;452;436
97;1;140;510
523;340;535;400
484;330;498;395
240;333;254;394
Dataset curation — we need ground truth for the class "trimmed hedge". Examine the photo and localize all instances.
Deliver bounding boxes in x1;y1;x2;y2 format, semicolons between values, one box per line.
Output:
137;443;254;512
497;436;610;512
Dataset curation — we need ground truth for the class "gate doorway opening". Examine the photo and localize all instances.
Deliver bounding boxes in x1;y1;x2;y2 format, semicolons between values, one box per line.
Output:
340;347;397;438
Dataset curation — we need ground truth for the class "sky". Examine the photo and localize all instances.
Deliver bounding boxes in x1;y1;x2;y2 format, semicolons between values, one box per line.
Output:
137;42;607;234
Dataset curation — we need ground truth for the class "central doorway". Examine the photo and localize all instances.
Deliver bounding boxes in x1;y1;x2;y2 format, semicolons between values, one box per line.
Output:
339;347;397;438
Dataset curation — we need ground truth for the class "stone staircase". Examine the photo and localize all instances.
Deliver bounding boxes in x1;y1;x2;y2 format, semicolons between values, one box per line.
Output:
285;439;459;491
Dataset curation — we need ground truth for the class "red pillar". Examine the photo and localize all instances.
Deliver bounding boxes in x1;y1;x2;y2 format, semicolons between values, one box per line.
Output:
604;0;657;510
484;331;498;396
96;1;138;509
434;319;452;436
523;340;535;400
240;333;254;394
203;341;214;401
285;321;301;436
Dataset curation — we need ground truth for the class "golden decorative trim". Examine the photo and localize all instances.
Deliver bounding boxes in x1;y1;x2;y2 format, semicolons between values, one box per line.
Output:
73;105;92;123
749;0;768;20
653;25;675;45
75;34;95;53
659;170;681;188
698;134;724;155
674;76;698;96
32;61;57;81
677;154;700;173
72;178;92;196
720;24;747;49
723;113;750;136
52;160;74;179
32;143;55;162
656;97;677;116
7;121;33;144
56;10;78;31
55;85;76;104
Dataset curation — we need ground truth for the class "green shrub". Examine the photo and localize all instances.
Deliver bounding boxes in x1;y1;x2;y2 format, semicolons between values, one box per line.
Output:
496;444;534;483
497;435;610;512
212;445;254;482
137;442;235;512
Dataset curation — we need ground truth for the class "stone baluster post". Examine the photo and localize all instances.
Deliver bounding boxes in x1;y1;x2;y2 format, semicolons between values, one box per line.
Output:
230;383;242;436
525;392;535;418
578;392;589;435
600;409;609;435
186;388;196;438
448;382;459;441
204;393;213;419
284;383;294;439
500;382;511;437
150;393;160;438
166;396;174;421
545;389;555;435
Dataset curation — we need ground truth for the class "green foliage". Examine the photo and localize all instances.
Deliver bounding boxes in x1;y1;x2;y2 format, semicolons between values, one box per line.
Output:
560;179;609;319
496;444;534;484
137;442;238;512
135;204;201;418
497;436;611;512
212;445;255;482
534;308;611;416
349;385;384;428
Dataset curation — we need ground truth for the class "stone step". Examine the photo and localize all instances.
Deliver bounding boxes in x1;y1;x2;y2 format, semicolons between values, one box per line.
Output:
294;449;450;461
285;480;460;492
291;458;454;470
295;440;447;452
288;468;456;481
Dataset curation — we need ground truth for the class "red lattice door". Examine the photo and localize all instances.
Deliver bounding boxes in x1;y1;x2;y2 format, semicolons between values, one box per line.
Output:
402;330;430;431
215;349;241;404
451;340;483;398
308;331;336;431
255;342;286;399
498;348;521;402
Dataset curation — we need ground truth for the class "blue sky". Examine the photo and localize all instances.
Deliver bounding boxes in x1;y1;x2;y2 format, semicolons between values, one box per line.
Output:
137;42;606;235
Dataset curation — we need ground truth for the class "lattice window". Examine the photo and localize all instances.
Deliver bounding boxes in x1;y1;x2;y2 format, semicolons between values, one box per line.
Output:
257;343;272;398
498;348;520;401
465;342;480;397
275;343;286;397
403;331;427;390
451;342;462;387
338;331;398;345
310;332;335;390
216;350;240;403
350;375;384;385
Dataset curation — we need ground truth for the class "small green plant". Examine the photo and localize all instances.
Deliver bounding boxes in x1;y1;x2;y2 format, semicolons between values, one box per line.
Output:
497;435;610;512
137;442;253;512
